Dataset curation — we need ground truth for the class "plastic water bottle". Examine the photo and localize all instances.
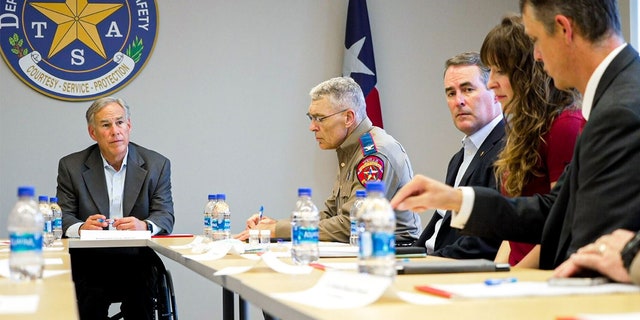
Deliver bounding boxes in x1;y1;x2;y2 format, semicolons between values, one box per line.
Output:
212;194;230;240
350;190;367;246
203;194;216;239
8;186;44;281
49;197;63;241
38;195;54;247
357;181;396;278
291;187;319;265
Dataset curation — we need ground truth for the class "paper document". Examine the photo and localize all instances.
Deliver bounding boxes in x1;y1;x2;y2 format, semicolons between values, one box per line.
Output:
0;259;70;279
0;295;39;314
213;251;312;276
80;230;150;240
272;270;450;308
416;281;640;299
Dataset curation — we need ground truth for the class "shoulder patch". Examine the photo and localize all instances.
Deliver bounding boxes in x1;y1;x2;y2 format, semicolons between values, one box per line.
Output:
356;155;384;187
359;132;378;156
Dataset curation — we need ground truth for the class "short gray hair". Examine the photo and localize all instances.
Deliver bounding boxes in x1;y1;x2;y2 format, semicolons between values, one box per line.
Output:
444;52;490;86
309;77;367;122
86;96;130;126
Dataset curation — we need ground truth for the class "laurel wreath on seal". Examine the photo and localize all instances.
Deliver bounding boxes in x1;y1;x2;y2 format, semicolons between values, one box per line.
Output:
7;33;143;63
8;33;29;58
125;36;144;63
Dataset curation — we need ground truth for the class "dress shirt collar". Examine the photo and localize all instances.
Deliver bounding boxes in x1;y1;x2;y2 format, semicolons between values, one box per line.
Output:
463;113;503;150
100;147;129;172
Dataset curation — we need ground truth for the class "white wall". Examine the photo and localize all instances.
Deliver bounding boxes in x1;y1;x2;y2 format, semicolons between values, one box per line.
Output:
1;1;527;319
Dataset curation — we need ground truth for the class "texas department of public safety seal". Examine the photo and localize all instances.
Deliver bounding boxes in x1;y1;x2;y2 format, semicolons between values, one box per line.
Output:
0;0;158;101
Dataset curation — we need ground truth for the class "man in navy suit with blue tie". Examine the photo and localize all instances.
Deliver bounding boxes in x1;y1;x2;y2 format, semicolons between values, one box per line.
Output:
414;52;504;259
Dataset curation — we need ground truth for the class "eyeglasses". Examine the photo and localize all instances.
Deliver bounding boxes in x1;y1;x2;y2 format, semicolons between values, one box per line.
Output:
306;109;348;123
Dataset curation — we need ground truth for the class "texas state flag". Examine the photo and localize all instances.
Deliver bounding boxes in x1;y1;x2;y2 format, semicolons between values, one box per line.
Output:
343;0;383;128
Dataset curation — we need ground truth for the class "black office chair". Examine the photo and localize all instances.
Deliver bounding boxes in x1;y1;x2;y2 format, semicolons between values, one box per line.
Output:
109;253;178;320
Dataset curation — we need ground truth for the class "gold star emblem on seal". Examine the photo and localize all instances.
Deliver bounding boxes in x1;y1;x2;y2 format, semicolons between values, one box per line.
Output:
30;0;123;59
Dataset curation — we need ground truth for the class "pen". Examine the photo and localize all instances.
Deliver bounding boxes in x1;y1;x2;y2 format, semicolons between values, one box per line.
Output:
484;277;518;286
259;205;264;220
414;285;454;299
309;263;327;271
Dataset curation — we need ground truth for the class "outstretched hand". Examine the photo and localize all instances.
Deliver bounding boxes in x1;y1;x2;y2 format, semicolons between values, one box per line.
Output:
390;174;462;213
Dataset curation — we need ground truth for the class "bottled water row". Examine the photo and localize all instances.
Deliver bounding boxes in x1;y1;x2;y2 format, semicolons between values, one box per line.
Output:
7;186;65;281
290;182;395;278
202;193;231;240
37;195;63;247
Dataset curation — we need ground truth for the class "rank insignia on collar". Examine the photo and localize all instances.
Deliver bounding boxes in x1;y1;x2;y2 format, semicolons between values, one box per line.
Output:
356;155;384;187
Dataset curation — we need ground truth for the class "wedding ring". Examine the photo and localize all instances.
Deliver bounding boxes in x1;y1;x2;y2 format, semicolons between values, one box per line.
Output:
597;243;607;254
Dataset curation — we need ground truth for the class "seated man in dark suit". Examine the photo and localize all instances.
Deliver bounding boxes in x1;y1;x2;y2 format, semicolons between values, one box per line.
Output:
415;52;504;259
57;96;175;320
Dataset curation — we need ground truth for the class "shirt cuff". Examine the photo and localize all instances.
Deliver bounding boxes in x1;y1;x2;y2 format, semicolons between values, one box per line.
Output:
451;186;475;229
66;222;83;238
146;220;160;236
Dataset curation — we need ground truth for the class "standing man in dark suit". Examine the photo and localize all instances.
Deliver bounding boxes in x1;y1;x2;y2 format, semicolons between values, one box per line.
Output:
391;0;640;272
57;96;175;319
415;52;504;260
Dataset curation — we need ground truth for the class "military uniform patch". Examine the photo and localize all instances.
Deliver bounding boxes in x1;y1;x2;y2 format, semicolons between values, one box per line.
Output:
0;0;158;101
356;155;384;187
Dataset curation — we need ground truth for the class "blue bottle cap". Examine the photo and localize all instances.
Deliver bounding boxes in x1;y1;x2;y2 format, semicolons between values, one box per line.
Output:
365;181;385;193
49;197;58;203
208;194;216;200
17;186;35;197
38;195;48;202
298;188;312;196
355;190;367;198
217;193;226;201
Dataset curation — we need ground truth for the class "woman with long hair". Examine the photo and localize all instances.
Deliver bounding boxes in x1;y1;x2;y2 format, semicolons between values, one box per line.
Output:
480;14;586;268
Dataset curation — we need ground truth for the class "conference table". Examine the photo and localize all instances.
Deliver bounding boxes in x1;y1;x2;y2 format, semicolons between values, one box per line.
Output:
5;237;640;320
0;240;78;320
145;237;640;320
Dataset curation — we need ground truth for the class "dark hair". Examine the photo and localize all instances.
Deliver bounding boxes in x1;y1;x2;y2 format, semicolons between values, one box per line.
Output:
481;14;580;196
444;52;490;86
519;0;621;43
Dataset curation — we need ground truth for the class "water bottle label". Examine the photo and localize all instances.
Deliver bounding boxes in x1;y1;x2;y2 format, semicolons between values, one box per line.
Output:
9;233;43;252
223;218;231;231
53;218;62;229
204;216;211;228
359;231;373;257
292;226;319;245
44;221;52;233
359;231;394;257
211;219;219;231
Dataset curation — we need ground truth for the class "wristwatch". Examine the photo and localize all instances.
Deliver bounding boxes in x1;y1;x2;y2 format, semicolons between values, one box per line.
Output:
621;232;640;271
146;221;153;233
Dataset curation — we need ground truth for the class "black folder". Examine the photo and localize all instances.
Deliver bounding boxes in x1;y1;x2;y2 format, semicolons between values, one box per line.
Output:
396;259;510;275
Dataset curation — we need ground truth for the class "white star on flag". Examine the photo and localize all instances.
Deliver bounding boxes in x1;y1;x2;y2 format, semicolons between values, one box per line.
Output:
343;37;375;77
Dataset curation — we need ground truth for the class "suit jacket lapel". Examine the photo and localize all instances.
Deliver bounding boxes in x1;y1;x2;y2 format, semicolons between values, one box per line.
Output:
123;144;146;216
82;147;110;217
446;149;464;186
